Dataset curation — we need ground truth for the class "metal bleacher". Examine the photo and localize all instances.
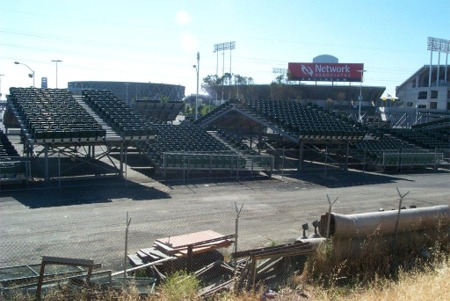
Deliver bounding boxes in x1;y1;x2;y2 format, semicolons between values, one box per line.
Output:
8;88;107;144
4;88;160;182
81;90;156;141
194;99;449;171
0;129;29;184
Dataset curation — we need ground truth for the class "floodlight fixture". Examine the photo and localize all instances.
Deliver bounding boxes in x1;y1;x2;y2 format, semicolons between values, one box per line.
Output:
213;41;236;77
427;37;450;53
272;68;287;74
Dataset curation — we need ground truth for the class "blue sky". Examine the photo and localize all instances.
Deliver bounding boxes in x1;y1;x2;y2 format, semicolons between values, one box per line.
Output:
1;0;449;99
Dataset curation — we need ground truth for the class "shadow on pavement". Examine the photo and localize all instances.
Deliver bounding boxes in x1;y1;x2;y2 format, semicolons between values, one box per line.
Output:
281;169;414;188
1;178;171;209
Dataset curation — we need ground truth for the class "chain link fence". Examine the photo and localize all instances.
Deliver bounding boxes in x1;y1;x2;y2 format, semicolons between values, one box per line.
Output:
1;171;449;293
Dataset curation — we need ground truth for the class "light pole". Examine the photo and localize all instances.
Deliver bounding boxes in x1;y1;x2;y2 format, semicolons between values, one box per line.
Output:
193;52;200;120
14;61;35;87
357;69;367;123
51;59;62;88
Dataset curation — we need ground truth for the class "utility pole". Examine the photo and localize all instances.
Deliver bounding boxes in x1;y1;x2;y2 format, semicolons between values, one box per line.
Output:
51;60;62;88
193;52;200;121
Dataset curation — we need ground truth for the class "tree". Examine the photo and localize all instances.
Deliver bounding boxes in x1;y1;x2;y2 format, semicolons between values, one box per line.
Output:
201;74;221;98
202;73;255;100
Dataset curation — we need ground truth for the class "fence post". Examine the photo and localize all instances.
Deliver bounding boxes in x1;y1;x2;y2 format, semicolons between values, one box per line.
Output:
124;212;131;283
326;194;339;239
234;202;244;263
392;187;410;275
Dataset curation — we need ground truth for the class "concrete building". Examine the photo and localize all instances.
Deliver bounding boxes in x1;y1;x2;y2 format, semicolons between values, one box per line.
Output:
396;65;450;111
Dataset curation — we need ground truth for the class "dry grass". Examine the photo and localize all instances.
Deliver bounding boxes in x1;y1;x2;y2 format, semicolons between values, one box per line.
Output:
313;257;450;301
2;261;448;301
2;250;448;301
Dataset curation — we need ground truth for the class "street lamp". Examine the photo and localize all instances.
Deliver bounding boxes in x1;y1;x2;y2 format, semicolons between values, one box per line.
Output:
14;61;35;87
357;69;367;123
51;59;62;88
192;52;200;120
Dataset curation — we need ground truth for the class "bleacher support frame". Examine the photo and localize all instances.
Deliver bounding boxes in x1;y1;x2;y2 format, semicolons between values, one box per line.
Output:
4;88;155;183
160;152;274;179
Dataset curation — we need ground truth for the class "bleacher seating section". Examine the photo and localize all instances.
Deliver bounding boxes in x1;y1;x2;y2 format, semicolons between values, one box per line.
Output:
412;117;450;129
0;130;19;158
137;124;244;169
353;132;443;167
196;99;367;141
387;128;450;151
9;88;106;143
134;124;256;169
82;90;156;140
133;100;184;123
0;130;25;182
243;100;367;140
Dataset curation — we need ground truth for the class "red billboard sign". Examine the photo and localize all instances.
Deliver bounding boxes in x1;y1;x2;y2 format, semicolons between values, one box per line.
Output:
288;63;364;82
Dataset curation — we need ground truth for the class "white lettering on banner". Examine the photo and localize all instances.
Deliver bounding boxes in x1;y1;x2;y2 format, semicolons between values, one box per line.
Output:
315;64;351;73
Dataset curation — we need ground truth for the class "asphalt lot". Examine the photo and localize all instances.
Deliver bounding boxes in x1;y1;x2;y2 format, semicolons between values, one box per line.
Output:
1;167;449;271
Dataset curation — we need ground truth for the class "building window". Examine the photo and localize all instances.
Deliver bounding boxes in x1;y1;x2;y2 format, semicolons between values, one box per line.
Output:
431;90;438;99
407;102;413;107
430;102;437;109
418;91;427;99
417;104;427;109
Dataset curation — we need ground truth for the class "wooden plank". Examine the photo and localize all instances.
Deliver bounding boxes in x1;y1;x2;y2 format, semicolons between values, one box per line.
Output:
232;242;311;258
139;248;160;260
155;230;233;249
42;256;94;267
127;254;144;267
154;239;233;257
111;256;176;276
136;250;151;261
153;240;176;253
145;247;173;260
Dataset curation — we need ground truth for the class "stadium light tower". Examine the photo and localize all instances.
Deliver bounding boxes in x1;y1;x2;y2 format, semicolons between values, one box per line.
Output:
357;69;367;123
213;41;236;76
193;52;200;120
51;59;62;88
14;61;35;87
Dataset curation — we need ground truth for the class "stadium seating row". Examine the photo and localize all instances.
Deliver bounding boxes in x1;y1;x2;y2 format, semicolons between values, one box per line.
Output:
8;88;106;143
352;134;442;166
133;101;184;123
0;130;26;181
241;99;367;140
82;90;156;140
387;128;450;150
195;99;367;141
138;124;236;168
0;130;19;158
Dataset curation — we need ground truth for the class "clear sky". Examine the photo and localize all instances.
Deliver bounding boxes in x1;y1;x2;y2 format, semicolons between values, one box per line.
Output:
1;0;449;100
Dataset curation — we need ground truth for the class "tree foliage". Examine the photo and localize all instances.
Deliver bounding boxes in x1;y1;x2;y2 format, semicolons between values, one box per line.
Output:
201;73;254;99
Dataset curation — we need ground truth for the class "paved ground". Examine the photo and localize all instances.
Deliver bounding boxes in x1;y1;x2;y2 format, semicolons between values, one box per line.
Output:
1;165;449;272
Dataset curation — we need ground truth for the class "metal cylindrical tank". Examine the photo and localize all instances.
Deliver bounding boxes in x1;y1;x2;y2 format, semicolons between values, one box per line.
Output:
319;205;449;239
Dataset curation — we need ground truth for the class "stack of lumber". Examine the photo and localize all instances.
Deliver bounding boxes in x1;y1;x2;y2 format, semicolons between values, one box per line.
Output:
128;230;234;267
